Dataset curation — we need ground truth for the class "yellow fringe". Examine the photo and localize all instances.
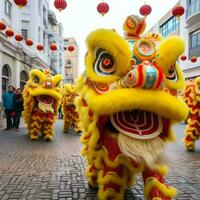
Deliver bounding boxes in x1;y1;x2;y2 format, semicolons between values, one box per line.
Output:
144;177;177;199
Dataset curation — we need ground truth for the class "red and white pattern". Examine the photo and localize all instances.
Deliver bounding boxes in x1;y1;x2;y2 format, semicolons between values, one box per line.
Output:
110;110;163;139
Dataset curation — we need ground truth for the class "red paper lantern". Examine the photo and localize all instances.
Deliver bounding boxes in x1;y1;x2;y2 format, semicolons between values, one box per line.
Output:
0;21;6;31
68;46;74;52
50;43;57;51
180;55;187;61
5;29;14;37
26;39;33;46
139;4;152;17
54;0;67;12
14;0;27;8
97;2;109;16
15;34;23;42
37;44;44;51
191;56;197;63
172;5;185;17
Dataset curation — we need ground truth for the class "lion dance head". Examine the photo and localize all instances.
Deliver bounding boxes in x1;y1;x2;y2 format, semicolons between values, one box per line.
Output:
75;15;188;200
23;69;62;141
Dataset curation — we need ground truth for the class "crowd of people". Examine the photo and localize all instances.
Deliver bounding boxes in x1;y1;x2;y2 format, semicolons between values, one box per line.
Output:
2;86;24;131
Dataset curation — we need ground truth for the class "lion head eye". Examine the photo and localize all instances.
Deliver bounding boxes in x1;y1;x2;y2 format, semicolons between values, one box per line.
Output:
93;48;115;76
33;76;40;84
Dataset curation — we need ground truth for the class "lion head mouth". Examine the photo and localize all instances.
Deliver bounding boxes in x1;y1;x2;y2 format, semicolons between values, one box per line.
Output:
110;109;169;140
36;95;55;113
37;95;54;105
96;109;169;167
98;109;169;140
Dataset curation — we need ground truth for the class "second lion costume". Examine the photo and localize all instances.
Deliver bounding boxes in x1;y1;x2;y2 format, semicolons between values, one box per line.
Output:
23;69;62;141
75;16;188;200
183;78;200;151
62;84;80;133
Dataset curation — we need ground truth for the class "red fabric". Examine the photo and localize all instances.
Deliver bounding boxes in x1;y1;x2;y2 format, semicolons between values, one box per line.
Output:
32;110;54;120
102;131;122;161
136;64;144;87
103;182;120;193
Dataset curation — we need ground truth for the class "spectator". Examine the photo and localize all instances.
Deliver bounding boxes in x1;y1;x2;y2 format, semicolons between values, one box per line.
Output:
58;105;63;119
2;86;15;130
13;88;24;129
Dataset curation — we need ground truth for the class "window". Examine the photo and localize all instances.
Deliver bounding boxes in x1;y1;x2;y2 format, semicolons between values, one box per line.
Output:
187;0;200;18
160;16;179;37
66;59;72;66
20;71;28;90
21;20;29;40
43;6;47;26
4;0;12;17
189;29;200;57
188;0;198;5
38;0;42;14
2;65;10;94
21;29;28;40
38;27;41;42
190;29;200;48
43;31;46;51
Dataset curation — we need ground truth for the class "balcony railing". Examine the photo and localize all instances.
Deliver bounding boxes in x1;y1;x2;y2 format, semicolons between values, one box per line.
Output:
186;0;200;18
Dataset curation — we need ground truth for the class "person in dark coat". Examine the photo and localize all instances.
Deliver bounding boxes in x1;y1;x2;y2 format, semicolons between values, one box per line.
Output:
13;88;24;129
2;86;15;130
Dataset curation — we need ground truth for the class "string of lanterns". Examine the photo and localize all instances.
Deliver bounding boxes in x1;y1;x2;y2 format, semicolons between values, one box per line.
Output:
6;0;199;61
180;55;198;63
2;0;75;53
171;4;198;64
0;20;60;52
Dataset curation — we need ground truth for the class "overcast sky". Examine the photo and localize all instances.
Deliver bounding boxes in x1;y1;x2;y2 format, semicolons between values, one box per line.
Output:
49;0;179;74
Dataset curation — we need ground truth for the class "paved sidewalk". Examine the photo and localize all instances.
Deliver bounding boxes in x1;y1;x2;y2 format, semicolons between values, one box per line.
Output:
0;117;26;131
0;121;200;199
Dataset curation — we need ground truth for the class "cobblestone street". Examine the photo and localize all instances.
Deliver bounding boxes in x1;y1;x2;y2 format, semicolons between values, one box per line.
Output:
0;120;200;200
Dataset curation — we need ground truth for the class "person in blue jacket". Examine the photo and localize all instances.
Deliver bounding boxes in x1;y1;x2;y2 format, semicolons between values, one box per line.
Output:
2;86;15;130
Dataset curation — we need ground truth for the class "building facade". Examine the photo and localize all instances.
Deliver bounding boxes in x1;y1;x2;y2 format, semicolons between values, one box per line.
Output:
0;0;65;121
147;0;200;79
0;0;64;102
63;37;78;84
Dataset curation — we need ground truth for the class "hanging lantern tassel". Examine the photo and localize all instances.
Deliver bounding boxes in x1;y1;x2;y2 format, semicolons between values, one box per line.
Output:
139;4;152;17
54;0;67;12
97;2;109;16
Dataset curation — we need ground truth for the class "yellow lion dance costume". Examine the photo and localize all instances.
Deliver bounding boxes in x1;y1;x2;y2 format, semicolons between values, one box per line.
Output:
23;69;62;141
62;84;80;133
75;15;188;200
183;78;200;151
